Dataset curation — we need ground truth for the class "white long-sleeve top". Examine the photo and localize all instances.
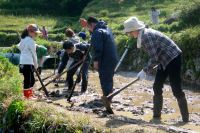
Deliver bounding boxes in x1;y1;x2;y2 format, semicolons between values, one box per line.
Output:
151;10;160;25
18;36;38;69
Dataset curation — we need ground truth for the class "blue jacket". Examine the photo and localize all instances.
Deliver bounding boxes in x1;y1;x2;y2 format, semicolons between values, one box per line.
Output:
91;21;118;71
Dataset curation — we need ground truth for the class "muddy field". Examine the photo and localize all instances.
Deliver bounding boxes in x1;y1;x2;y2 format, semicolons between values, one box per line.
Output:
34;70;200;133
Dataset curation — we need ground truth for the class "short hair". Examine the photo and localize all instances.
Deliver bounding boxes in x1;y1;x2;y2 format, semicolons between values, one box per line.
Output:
87;17;99;25
63;40;74;50
65;28;75;38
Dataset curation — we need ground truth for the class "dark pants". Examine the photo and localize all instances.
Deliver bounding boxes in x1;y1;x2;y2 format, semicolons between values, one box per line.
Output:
153;54;185;98
19;64;35;89
81;60;90;92
98;64;115;96
67;60;90;91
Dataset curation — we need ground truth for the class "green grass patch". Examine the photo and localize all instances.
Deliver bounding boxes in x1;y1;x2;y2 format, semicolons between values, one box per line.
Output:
0;15;56;32
0;57;22;102
1;99;106;132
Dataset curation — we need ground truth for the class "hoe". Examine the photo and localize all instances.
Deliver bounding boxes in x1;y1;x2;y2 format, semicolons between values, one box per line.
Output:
102;77;139;114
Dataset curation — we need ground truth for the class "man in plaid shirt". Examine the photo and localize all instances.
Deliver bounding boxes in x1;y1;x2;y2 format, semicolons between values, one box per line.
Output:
123;17;189;122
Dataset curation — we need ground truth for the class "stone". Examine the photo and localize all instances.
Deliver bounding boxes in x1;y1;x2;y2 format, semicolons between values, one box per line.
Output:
193;58;200;71
164;12;180;24
185;69;196;81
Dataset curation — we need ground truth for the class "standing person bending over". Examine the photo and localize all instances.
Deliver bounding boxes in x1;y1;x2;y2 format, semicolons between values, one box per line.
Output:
56;40;91;93
86;17;118;96
18;24;42;99
123;17;189;122
65;28;82;84
36;45;47;75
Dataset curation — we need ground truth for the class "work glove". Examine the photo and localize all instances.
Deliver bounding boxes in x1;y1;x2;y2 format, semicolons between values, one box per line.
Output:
137;69;146;80
55;70;58;74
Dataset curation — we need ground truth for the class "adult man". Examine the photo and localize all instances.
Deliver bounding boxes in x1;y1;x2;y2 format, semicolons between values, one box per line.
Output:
123;17;189;122
86;17;118;96
56;40;90;93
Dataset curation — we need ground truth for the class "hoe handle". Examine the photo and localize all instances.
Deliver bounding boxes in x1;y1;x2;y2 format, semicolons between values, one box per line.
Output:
108;78;139;100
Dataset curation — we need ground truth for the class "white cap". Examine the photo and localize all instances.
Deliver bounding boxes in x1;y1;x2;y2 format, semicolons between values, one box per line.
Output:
123;17;145;33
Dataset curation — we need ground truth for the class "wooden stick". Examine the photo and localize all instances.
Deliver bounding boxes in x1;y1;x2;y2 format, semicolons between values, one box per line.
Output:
38;59;84;91
35;70;49;97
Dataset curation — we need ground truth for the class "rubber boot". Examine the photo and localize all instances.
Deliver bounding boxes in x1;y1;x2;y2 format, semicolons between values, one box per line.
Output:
153;95;163;118
177;96;189;122
24;88;37;100
23;89;31;99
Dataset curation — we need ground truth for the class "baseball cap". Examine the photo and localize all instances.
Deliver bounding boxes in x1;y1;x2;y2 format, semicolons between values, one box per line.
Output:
27;24;42;34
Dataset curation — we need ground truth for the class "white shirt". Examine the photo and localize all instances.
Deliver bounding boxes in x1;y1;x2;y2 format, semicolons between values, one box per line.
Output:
18;36;38;69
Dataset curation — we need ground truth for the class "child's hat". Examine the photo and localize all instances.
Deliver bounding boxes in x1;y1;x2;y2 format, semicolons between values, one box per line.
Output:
27;24;42;34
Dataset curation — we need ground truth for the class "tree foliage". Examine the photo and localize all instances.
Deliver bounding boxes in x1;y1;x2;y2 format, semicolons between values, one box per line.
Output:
0;0;92;16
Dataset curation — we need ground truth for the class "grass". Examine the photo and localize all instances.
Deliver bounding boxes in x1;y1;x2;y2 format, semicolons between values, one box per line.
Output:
81;0;191;29
1;97;101;132
0;57;22;102
0;14;80;45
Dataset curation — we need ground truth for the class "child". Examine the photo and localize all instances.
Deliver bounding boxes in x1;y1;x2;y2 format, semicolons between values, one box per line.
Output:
18;24;41;99
65;28;82;84
65;28;80;44
56;40;91;93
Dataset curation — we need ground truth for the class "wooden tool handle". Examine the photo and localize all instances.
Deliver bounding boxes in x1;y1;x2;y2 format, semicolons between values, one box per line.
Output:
108;78;139;100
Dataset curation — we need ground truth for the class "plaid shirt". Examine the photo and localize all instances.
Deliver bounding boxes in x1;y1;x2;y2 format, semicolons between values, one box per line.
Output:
141;28;182;73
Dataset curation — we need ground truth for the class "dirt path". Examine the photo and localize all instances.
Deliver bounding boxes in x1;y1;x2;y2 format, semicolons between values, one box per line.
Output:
34;70;200;133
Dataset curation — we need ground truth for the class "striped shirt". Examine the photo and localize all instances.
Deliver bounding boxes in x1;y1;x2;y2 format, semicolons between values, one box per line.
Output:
141;28;182;72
